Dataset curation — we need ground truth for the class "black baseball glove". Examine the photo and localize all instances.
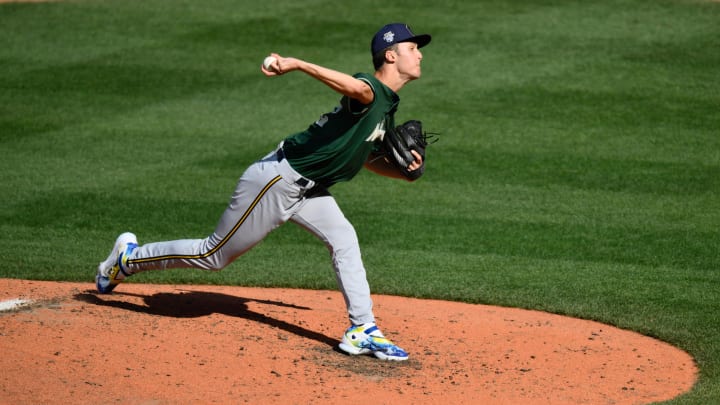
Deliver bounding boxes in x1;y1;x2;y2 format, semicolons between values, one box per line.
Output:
382;120;435;181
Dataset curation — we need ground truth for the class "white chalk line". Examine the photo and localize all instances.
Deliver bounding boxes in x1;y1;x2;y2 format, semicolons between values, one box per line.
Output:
0;298;33;312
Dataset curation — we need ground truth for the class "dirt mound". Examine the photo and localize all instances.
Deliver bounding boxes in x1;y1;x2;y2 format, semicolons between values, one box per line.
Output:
0;279;696;404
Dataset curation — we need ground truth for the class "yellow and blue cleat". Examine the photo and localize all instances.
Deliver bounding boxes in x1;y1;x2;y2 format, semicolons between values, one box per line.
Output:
338;323;409;361
96;232;138;294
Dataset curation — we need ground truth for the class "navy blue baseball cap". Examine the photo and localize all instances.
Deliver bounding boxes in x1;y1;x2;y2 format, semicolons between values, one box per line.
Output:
371;23;431;55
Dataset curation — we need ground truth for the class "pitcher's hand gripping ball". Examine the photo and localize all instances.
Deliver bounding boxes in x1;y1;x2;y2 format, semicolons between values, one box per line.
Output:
382;120;436;181
262;56;278;73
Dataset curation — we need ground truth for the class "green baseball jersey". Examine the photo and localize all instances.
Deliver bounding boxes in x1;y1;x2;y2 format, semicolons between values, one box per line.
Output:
282;72;399;187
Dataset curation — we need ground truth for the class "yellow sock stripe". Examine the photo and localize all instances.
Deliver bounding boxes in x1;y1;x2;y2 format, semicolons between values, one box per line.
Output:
129;175;283;265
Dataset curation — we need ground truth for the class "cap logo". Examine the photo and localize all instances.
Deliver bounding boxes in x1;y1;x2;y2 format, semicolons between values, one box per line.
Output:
383;31;395;43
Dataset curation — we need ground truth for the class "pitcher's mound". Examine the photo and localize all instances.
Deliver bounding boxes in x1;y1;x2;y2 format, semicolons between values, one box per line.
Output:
0;279;696;404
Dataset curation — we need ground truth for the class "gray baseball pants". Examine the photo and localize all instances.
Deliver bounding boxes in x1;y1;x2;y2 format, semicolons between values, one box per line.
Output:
125;147;374;326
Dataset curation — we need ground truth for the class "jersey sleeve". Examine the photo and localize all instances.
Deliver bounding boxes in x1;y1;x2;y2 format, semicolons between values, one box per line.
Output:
342;74;375;115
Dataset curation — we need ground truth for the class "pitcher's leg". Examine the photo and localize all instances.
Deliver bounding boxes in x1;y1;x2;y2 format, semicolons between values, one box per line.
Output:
125;159;299;273
290;195;374;326
125;237;229;272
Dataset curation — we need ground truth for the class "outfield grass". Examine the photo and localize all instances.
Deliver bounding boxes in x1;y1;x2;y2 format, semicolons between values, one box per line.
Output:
1;0;719;403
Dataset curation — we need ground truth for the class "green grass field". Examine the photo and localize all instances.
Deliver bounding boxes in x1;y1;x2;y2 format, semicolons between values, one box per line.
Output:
1;0;719;403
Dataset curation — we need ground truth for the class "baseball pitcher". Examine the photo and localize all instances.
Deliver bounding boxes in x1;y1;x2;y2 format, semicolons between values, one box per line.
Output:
96;23;433;361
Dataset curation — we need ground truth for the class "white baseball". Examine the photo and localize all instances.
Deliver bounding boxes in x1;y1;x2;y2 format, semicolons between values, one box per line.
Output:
263;56;277;72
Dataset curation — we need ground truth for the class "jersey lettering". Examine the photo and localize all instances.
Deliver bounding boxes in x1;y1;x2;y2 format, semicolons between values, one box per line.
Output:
314;106;343;127
365;121;386;142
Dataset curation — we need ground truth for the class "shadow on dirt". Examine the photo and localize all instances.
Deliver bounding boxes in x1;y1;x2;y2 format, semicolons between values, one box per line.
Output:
75;290;339;348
